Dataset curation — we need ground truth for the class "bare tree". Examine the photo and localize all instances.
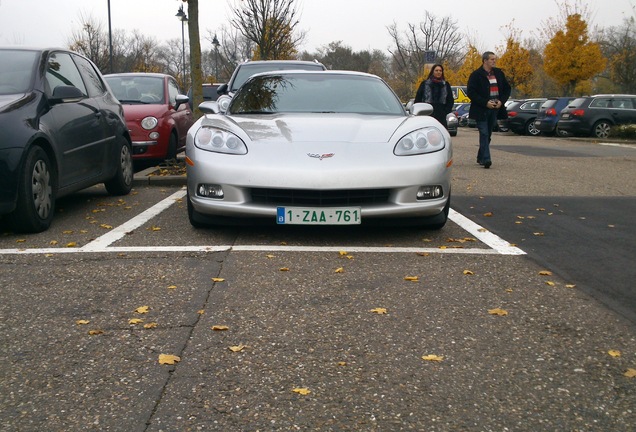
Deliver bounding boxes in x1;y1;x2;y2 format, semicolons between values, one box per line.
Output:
387;11;464;100
229;0;305;60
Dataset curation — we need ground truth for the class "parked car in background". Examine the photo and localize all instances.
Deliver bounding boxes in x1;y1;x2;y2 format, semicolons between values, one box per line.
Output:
105;72;194;164
187;71;452;229
446;112;458;136
0;47;133;233
453;103;470;126
534;97;575;136
187;82;222;109
557;94;636;138
216;60;327;110
506;98;547;136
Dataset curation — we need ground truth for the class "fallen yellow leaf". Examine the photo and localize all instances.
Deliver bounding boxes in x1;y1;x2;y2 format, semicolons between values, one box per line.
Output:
144;323;158;329
158;354;181;365
335;267;344;273
463;270;474;275
533;232;545;236
422;354;444;362
565;284;576;289
337;362;347;366
88;329;104;335
369;308;387;314
197;310;205;315
49;240;58;245
608;350;621;357
545;281;556;286
100;224;113;229
16;239;26;243
76;320;90;325
150;226;161;231
129;318;144;324
416;252;430;256
63;230;73;234
135;306;150;314
228;344;246;352
167;285;177;290
212;277;225;282
212;325;229;331
538;270;553;276
488;308;508;316
483;212;493;217
339;250;348;256
266;254;275;258
624;368;636;378
404;276;419;282
66;242;77;248
292;387;311;395
279;267;290;272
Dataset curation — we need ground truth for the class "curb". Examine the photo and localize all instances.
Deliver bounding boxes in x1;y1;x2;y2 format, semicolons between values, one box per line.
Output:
133;166;187;186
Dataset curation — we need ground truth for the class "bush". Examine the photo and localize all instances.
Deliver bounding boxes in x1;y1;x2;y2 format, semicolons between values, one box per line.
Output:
609;124;636;139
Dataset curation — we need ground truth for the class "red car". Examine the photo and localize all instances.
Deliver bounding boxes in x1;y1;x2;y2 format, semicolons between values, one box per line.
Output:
104;73;194;163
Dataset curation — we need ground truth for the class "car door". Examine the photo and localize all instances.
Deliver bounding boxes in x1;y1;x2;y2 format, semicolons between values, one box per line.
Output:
44;51;109;187
609;97;636;126
167;77;193;148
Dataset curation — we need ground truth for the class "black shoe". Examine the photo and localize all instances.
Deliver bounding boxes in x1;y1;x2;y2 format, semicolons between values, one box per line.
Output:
477;158;484;165
483;160;492;169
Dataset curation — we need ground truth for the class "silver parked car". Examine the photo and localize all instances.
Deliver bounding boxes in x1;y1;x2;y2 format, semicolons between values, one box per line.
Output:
186;70;452;229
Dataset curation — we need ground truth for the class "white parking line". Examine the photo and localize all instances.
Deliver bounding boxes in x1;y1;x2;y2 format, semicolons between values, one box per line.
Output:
0;192;525;256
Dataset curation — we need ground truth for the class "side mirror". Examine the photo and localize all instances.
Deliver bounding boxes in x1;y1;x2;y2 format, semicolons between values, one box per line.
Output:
411;102;434;116
50;85;83;104
216;95;231;113
216;83;228;95
198;101;220;114
175;94;189;110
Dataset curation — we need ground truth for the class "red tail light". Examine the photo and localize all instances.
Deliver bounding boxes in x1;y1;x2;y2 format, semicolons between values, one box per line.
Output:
546;108;557;116
508;111;518;117
572;109;585;117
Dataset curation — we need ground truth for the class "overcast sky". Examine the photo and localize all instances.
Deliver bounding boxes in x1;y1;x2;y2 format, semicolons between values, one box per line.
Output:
0;0;633;55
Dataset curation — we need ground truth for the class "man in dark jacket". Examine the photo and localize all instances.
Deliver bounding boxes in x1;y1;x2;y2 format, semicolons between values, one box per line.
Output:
467;51;511;169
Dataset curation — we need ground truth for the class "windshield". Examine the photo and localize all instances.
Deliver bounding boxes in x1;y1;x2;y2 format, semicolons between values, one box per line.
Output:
105;75;164;104
230;63;325;92
229;73;405;116
0;49;38;95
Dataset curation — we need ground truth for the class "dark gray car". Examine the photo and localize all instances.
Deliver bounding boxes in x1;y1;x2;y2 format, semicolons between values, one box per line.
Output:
557;94;636;138
0;47;133;233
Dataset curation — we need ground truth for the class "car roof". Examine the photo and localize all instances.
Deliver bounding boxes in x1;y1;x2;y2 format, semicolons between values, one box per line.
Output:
104;72;172;79
246;69;378;79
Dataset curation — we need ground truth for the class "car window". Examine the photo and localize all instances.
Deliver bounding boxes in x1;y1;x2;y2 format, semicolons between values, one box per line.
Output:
168;78;179;105
541;100;557;109
230;63;325;92
0;49;38;94
46;52;88;97
72;54;107;97
590;98;610;108
611;98;634;109
229;73;404;115
567;98;587;108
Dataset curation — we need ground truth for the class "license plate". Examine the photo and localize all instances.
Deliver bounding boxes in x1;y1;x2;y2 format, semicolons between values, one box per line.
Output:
562;114;570;119
535;120;541;125
277;207;361;225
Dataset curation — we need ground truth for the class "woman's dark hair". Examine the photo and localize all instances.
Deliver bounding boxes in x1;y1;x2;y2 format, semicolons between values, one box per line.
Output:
426;64;445;80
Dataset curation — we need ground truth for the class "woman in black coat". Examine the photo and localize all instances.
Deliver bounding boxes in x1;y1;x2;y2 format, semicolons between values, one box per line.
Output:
414;64;455;128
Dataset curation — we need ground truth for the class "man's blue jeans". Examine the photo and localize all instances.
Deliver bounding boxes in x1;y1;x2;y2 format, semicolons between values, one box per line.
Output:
476;109;499;163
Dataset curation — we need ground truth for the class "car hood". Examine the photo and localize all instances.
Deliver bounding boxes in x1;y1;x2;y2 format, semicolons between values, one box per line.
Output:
207;114;409;143
121;103;168;120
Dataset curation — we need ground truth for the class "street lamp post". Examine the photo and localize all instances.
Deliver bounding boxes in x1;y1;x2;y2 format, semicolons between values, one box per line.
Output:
212;34;220;81
107;0;113;73
175;5;188;87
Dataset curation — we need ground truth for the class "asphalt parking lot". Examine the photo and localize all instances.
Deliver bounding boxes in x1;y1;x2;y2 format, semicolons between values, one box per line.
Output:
1;129;635;431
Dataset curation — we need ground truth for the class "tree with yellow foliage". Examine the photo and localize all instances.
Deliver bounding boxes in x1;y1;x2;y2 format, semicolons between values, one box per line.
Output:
497;29;533;96
445;45;482;87
543;14;606;95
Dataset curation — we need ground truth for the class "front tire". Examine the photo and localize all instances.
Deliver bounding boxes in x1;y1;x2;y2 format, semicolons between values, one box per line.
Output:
526;118;540;136
7;146;56;233
592;120;611;138
104;136;133;195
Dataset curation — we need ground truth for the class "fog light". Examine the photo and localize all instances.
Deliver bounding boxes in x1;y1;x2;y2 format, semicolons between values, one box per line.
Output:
416;185;443;200
149;132;160;139
197;184;224;198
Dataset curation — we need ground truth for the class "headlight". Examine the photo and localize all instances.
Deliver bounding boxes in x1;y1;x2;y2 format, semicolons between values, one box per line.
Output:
394;127;445;156
141;116;158;130
194;127;247;155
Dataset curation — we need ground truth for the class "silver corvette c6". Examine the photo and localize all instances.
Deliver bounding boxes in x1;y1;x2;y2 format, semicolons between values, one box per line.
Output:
185;70;452;228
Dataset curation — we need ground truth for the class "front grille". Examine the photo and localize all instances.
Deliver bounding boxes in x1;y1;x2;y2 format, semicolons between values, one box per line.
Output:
251;188;390;206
